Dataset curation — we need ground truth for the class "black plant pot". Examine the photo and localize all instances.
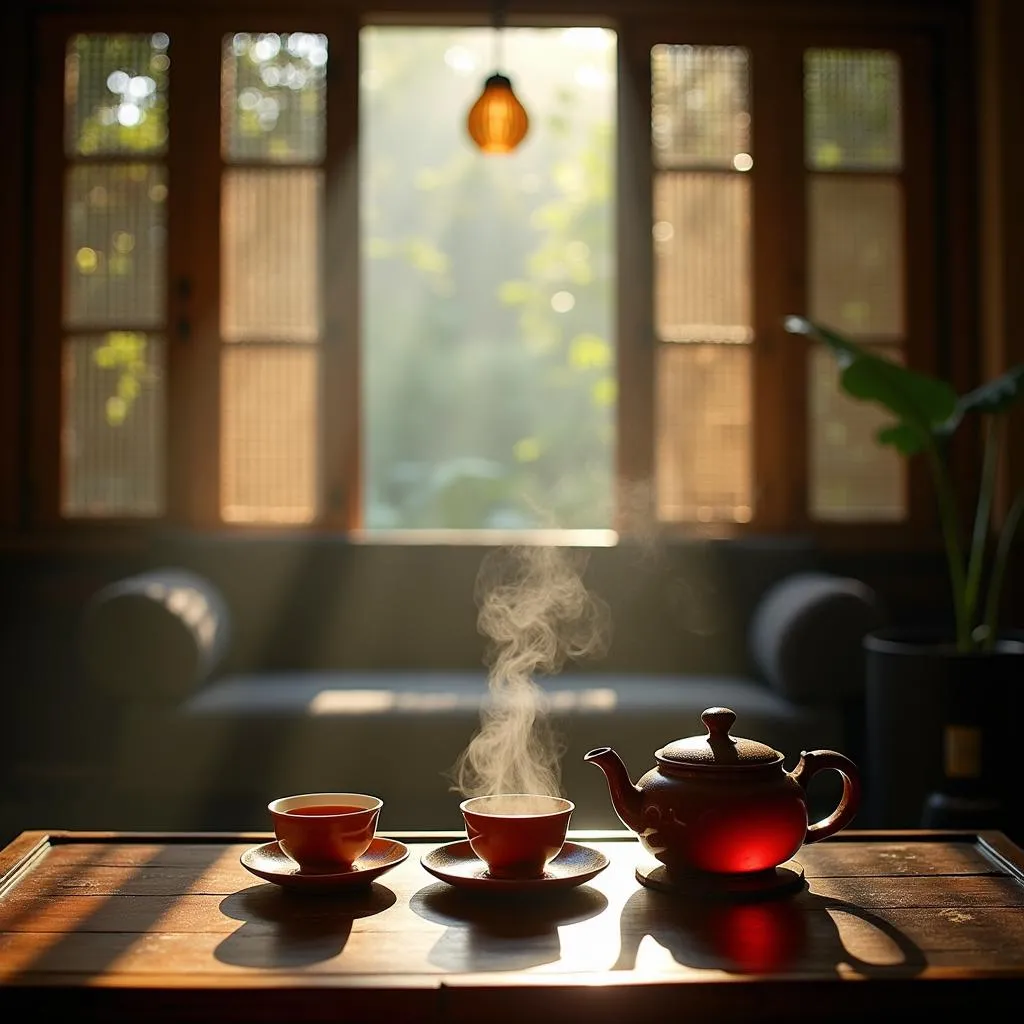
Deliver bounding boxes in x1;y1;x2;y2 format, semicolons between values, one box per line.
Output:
864;627;1024;836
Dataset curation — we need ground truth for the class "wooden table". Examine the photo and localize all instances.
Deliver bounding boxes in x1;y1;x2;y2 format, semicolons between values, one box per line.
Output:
2;828;1024;1022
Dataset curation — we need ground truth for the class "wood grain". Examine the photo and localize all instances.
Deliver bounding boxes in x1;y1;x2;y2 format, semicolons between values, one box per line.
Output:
0;829;1022;1021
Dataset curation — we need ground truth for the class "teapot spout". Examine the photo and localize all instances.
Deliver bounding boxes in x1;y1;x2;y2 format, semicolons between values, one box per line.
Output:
584;746;644;833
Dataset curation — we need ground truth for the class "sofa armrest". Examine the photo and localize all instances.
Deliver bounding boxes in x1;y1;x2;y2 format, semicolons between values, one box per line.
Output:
79;568;231;701
748;571;885;706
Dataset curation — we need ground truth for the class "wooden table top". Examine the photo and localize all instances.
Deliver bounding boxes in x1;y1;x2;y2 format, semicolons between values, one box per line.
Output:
1;828;1023;1022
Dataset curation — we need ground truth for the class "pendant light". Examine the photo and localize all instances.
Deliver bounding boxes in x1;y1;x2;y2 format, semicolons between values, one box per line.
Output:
467;0;529;154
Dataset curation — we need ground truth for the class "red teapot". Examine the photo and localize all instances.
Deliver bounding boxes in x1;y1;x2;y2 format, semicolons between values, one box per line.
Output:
585;706;861;876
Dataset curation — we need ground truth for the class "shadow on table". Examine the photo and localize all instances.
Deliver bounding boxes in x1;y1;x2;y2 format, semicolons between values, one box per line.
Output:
613;885;927;976
214;882;397;968
0;838;231;983
410;881;608;972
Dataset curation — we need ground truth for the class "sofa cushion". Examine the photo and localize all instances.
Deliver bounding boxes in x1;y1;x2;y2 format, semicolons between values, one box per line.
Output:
80;569;231;701
749;572;885;705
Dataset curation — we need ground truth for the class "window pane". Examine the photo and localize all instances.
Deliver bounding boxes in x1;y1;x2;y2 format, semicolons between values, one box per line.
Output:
809;344;904;520
805;49;901;171
222;32;328;163
65;33;170;157
657;343;751;522
809;176;904;337
651;44;750;169
65;163;167;329
654;173;751;342
360;27;616;530
221;346;319;523
221;169;322;342
62;333;165;516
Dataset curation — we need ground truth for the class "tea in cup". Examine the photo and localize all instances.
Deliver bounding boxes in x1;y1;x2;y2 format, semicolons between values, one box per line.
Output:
460;793;574;879
269;792;382;872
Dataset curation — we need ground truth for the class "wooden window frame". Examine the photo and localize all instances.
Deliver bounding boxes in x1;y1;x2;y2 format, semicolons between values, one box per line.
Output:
617;14;969;548
10;0;980;553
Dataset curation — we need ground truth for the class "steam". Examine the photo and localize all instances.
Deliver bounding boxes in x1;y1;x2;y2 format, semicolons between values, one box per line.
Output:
450;545;611;800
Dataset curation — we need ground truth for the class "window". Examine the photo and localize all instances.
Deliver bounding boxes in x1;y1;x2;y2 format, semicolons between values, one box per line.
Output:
23;5;970;542
61;32;170;517
804;48;906;521
219;31;329;524
360;27;616;531
651;44;753;524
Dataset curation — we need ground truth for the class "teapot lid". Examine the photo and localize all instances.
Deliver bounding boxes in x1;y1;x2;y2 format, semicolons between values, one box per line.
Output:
656;708;781;768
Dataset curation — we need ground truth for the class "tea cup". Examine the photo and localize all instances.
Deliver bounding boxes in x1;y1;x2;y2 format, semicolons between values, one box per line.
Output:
268;792;382;872
460;793;574;879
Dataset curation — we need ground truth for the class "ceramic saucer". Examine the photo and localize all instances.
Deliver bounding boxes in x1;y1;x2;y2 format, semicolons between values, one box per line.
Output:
420;840;609;893
240;837;409;892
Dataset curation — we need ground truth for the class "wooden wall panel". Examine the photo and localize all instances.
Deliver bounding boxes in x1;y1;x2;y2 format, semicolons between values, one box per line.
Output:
976;0;1024;625
0;2;31;530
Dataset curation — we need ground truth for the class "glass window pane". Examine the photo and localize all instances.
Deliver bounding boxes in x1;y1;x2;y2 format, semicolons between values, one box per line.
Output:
809;343;905;520
809;176;904;337
221;169;322;342
65;164;167;329
651;44;750;170
360;27;616;530
65;33;170;157
654;173;751;342
805;49;902;171
222;32;328;163
657;343;751;522
221;346;319;523
62;333;165;516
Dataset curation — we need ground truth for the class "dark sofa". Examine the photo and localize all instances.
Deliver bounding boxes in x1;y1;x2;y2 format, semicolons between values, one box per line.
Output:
7;534;886;839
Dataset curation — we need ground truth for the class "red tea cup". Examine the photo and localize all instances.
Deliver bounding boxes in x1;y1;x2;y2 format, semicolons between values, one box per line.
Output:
268;792;382;872
460;794;574;879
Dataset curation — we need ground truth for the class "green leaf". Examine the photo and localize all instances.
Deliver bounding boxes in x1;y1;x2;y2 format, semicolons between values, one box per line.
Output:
839;356;956;428
513;438;542;463
592;376;616;407
877;423;925;455
784;316;860;367
784;315;957;440
497;280;533;305
568;333;612;370
117;375;140;401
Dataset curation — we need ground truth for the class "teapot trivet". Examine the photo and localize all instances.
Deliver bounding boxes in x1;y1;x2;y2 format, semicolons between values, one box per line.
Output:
635;858;805;899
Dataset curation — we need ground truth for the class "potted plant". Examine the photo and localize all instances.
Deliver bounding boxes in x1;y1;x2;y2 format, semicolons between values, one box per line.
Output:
783;315;1024;831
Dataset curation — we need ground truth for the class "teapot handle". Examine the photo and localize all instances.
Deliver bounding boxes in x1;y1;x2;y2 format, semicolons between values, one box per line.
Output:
790;750;862;844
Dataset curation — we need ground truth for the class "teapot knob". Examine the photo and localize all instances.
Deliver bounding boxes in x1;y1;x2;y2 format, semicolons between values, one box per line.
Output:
702;707;737;744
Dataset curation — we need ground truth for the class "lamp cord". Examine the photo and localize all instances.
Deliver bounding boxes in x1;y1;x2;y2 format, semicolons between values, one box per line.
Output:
491;0;507;72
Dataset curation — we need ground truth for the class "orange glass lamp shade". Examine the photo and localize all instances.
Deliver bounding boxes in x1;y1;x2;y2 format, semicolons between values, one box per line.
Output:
467;73;529;154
